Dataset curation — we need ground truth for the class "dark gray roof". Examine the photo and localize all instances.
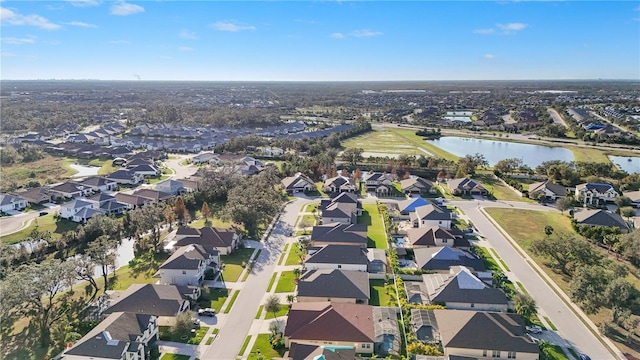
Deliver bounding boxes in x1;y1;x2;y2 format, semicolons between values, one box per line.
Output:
528;180;567;196
297;269;369;300
159;244;215;270
80;176;116;187
433;310;539;353
448;178;486;192
322;202;355;220
104;284;188;316
407;226;467;247
65;330;127;359
576;182;616;194
50;182;84;194
414;247;486;272
413;204;452;221
574;209;629;230
305;244;369;265
311;223;368;246
424;268;510;306
400;177;433;191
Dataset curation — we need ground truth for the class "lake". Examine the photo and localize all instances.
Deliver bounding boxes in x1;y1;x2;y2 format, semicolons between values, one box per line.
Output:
426;136;575;167
609;156;640;174
444;116;472;122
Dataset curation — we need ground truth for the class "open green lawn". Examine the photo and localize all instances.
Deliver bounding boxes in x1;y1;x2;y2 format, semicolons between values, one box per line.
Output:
471;246;502;272
285;246;305;266
247;333;286;360
160;354;190;360
147;175;170;184
358;203;388;249
484;208;574;249
221;248;255;282
159;325;209;345
567;145;615;163
302;202;319;213
275;271;297;293
199;287;229;313
474;172;535;203
188;217;233;229
1;214;80;245
263;304;289;319
369;279;393;306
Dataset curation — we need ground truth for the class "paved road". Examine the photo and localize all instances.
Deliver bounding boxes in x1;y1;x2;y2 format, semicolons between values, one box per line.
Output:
452;200;622;360
547;107;569;128
164;154;197;180
0;204;60;237
202;197;310;360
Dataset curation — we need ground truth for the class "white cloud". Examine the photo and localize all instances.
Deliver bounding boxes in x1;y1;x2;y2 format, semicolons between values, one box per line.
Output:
110;1;144;16
473;28;495;35
497;22;528;31
1;52;17;57
351;29;382;37
633;17;640;22
210;21;255;32
67;0;100;7
483;53;496;59
65;21;98;28
179;30;197;39
330;32;345;39
110;40;131;44
2;36;35;44
0;6;60;30
177;46;193;51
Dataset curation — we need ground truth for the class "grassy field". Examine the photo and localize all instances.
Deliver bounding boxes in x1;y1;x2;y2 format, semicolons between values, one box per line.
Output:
369;279;392;306
1;213;80;244
343;128;458;160
358;203;389;249
275;271;297;293
566;145;612;163
263;304;289;319
188;217;233;229
474;172;535;203
220;248;255;282
247;333;286;360
285;246;304;266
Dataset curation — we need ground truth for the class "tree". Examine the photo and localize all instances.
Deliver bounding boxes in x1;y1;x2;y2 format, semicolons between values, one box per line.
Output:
86;235;117;292
354;168;362;183
3;259;78;346
530;232;597;275
620;206;636;221
341;148;364;166
614;196;632;209
164;205;176;232
494;158;523;175
604;278;634;322
544;225;554;237
201;202;211;220
174;196;189;225
264;294;281;321
70;255;100;301
556;197;573;215
513;292;537;322
286;294;295;307
621;229;640;266
569;265;608;313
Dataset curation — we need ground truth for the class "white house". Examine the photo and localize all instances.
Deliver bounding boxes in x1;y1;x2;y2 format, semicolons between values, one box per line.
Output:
575;183;619;205
411;204;452;229
60;199;94;220
0;193;28;213
78;177;118;193
154;244;219;286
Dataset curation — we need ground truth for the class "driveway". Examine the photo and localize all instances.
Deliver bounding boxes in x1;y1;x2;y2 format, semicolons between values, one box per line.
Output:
453;200;622;359
201;197;311;360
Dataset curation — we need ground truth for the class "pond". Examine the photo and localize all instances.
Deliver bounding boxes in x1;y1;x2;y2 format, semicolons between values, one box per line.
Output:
426;136;575;167
444;116;472;122
446;111;473;116
69;163;100;177
609;156;640;174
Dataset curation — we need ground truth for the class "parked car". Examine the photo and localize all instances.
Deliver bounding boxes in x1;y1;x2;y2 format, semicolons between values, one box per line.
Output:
579;355;591;360
198;308;216;317
192;318;201;327
526;325;542;334
39;211;48;217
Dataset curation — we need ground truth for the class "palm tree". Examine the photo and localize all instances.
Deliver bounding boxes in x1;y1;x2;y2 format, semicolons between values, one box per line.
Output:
513;292;537;322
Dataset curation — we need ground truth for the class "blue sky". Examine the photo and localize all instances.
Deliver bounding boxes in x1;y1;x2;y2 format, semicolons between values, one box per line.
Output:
1;1;639;81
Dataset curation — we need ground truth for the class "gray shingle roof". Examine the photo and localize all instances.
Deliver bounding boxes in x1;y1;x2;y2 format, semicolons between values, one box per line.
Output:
423;267;510;306
574;209;629;230
311;223;368;246
414;247;486;272
104;284;188;316
305;244;369;265
297;269;370;300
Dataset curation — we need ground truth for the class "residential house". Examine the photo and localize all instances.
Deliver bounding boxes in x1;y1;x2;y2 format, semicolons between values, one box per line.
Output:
174;227;241;255
49;182;92;200
260;147;284;156
131;189;173;203
410;204;452;228
623;190;640;208
419;267;510;311
322;176;357;194
128;164;161;178
395;197;430;218
153;244;219;286
363;172;394;195
176;178;200;192
13;186;52;204
62;312;158;360
304;244;369;272
107;170;144;185
296;269;370;304
319;192;362;225
528;180;568;201
406;226;468;248
102;284;195;326
192;152;218;164
573;209;630;233
85;193;127;216
447;178;488;196
400;177;435;196
311;223;368;248
60;199;95;221
284;343;357;360
282;172;316;194
366;249;388;273
0;193;28;213
415;309;540;360
575;182;619;205
284;302;376;354
413;247;486;273
155;180;185;195
78;176;118;193
115;193;150;210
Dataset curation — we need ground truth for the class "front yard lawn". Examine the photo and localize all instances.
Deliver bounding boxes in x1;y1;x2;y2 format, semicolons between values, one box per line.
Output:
247;334;286;360
263;304;289;319
159;325;209;344
483;208;574;249
198;287;229;313
358;203;388;249
285;246;305;266
275;271;297;293
221;248;255;282
160;354;190;360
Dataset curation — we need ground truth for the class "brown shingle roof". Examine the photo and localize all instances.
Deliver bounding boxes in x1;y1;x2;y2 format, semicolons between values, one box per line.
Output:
285;302;375;343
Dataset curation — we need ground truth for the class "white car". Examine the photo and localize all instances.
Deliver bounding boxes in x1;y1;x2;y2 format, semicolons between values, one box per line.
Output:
526;325;542;334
